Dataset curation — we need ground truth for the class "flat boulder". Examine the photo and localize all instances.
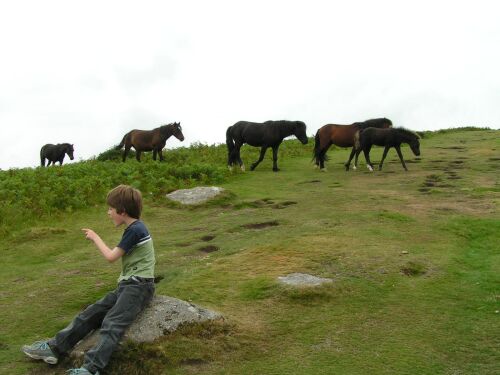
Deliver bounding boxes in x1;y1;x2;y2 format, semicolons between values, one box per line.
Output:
71;295;222;359
278;273;333;287
166;186;225;205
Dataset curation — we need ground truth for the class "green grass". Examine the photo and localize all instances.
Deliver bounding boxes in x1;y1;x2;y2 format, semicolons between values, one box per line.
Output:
0;128;499;374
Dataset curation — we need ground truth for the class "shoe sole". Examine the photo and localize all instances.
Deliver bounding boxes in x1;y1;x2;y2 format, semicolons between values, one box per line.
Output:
22;350;58;364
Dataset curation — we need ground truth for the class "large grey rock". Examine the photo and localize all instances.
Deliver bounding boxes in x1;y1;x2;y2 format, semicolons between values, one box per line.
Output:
71;295;222;358
166;186;225;205
278;273;333;286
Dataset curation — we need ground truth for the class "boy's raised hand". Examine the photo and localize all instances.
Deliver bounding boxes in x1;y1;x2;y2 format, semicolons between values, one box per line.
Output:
82;228;99;242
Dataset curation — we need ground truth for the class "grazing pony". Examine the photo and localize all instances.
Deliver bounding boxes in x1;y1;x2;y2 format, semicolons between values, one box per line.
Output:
226;120;308;172
116;122;184;162
313;118;393;171
40;143;74;167
354;127;421;171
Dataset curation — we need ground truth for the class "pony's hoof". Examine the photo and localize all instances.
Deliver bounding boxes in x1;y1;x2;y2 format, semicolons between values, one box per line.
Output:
367;165;373;172
241;165;246;172
352;165;357;170
228;166;234;172
320;168;327;172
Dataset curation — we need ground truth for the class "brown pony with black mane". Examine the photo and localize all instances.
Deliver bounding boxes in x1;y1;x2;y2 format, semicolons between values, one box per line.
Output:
313;118;393;171
116;122;184;162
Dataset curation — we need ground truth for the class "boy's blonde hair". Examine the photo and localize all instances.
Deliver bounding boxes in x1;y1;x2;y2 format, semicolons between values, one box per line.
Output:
106;185;143;219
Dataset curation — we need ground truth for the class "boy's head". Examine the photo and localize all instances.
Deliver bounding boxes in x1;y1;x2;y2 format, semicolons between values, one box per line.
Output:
106;185;143;219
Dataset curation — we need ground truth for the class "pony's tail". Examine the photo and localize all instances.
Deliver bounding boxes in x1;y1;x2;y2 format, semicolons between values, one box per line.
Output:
226;126;235;164
40;146;46;167
115;132;128;150
354;130;362;150
312;130;328;163
312;130;320;163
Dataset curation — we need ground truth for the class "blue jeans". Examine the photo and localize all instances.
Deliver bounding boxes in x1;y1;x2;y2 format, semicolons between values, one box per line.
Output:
48;278;154;373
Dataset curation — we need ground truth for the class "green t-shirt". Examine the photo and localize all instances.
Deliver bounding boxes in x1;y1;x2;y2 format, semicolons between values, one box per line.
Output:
117;220;155;282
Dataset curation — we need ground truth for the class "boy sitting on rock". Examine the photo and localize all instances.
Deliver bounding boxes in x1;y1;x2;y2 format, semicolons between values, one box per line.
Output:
22;184;156;375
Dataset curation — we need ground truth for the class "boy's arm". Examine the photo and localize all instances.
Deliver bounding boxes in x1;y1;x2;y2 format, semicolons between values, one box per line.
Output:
82;228;125;263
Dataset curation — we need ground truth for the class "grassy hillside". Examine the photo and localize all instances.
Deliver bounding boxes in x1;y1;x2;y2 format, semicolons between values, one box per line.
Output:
0;129;499;375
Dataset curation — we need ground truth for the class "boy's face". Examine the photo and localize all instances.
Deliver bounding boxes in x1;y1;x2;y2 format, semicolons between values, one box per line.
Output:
108;207;126;226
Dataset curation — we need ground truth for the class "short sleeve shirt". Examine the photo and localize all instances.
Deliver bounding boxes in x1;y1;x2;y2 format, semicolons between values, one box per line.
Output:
116;220;155;282
117;220;151;254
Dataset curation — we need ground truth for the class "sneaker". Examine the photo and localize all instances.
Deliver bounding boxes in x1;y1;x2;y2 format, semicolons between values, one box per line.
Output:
21;340;58;364
66;368;100;375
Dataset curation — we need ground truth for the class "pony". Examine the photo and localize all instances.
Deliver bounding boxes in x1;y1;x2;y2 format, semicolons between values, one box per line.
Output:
226;120;308;172
116;122;184;162
40;143;74;167
354;127;421;171
313;118;393;171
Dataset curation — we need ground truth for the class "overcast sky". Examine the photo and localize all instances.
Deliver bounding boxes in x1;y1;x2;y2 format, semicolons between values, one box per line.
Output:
1;0;499;170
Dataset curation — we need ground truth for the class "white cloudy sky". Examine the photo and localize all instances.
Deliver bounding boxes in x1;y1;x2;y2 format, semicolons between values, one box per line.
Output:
1;0;499;170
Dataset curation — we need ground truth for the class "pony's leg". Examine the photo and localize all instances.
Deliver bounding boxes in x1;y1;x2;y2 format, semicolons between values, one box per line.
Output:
159;149;164;162
345;147;357;171
235;144;245;171
272;145;280;172
319;144;331;171
250;147;267;171
363;147;374;172
152;149;157;161
136;151;141;162
395;146;408;171
379;146;390;170
354;149;362;170
123;145;131;162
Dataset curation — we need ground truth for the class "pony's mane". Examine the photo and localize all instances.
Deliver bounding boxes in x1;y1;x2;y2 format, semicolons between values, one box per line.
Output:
357;118;392;129
394;127;420;139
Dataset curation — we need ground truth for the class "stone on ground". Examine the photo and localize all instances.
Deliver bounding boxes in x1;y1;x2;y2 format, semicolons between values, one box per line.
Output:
278;273;333;286
71;295;222;359
166;186;225;205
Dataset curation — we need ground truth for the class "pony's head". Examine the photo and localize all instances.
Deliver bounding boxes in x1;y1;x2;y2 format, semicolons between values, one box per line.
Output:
65;144;75;160
294;121;308;144
161;122;185;142
172;122;184;141
409;136;421;156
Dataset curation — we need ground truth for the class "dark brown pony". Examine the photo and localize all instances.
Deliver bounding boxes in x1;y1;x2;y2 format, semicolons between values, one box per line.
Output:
313;118;393;171
40;143;74;167
354;127;421;171
116;122;184;162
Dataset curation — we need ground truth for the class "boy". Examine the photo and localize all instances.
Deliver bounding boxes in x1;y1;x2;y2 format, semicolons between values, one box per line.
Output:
22;185;156;375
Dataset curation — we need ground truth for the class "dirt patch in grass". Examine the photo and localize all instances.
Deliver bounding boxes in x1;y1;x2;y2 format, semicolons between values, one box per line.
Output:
400;261;427;276
176;242;192;247
298;179;322;184
199;245;219;253
180;358;209;366
201;235;216;241
242;221;279;229
273;201;297;209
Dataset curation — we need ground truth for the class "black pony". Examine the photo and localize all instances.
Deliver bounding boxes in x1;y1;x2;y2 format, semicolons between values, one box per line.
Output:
354;127;420;171
226;120;308;171
40;143;75;167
